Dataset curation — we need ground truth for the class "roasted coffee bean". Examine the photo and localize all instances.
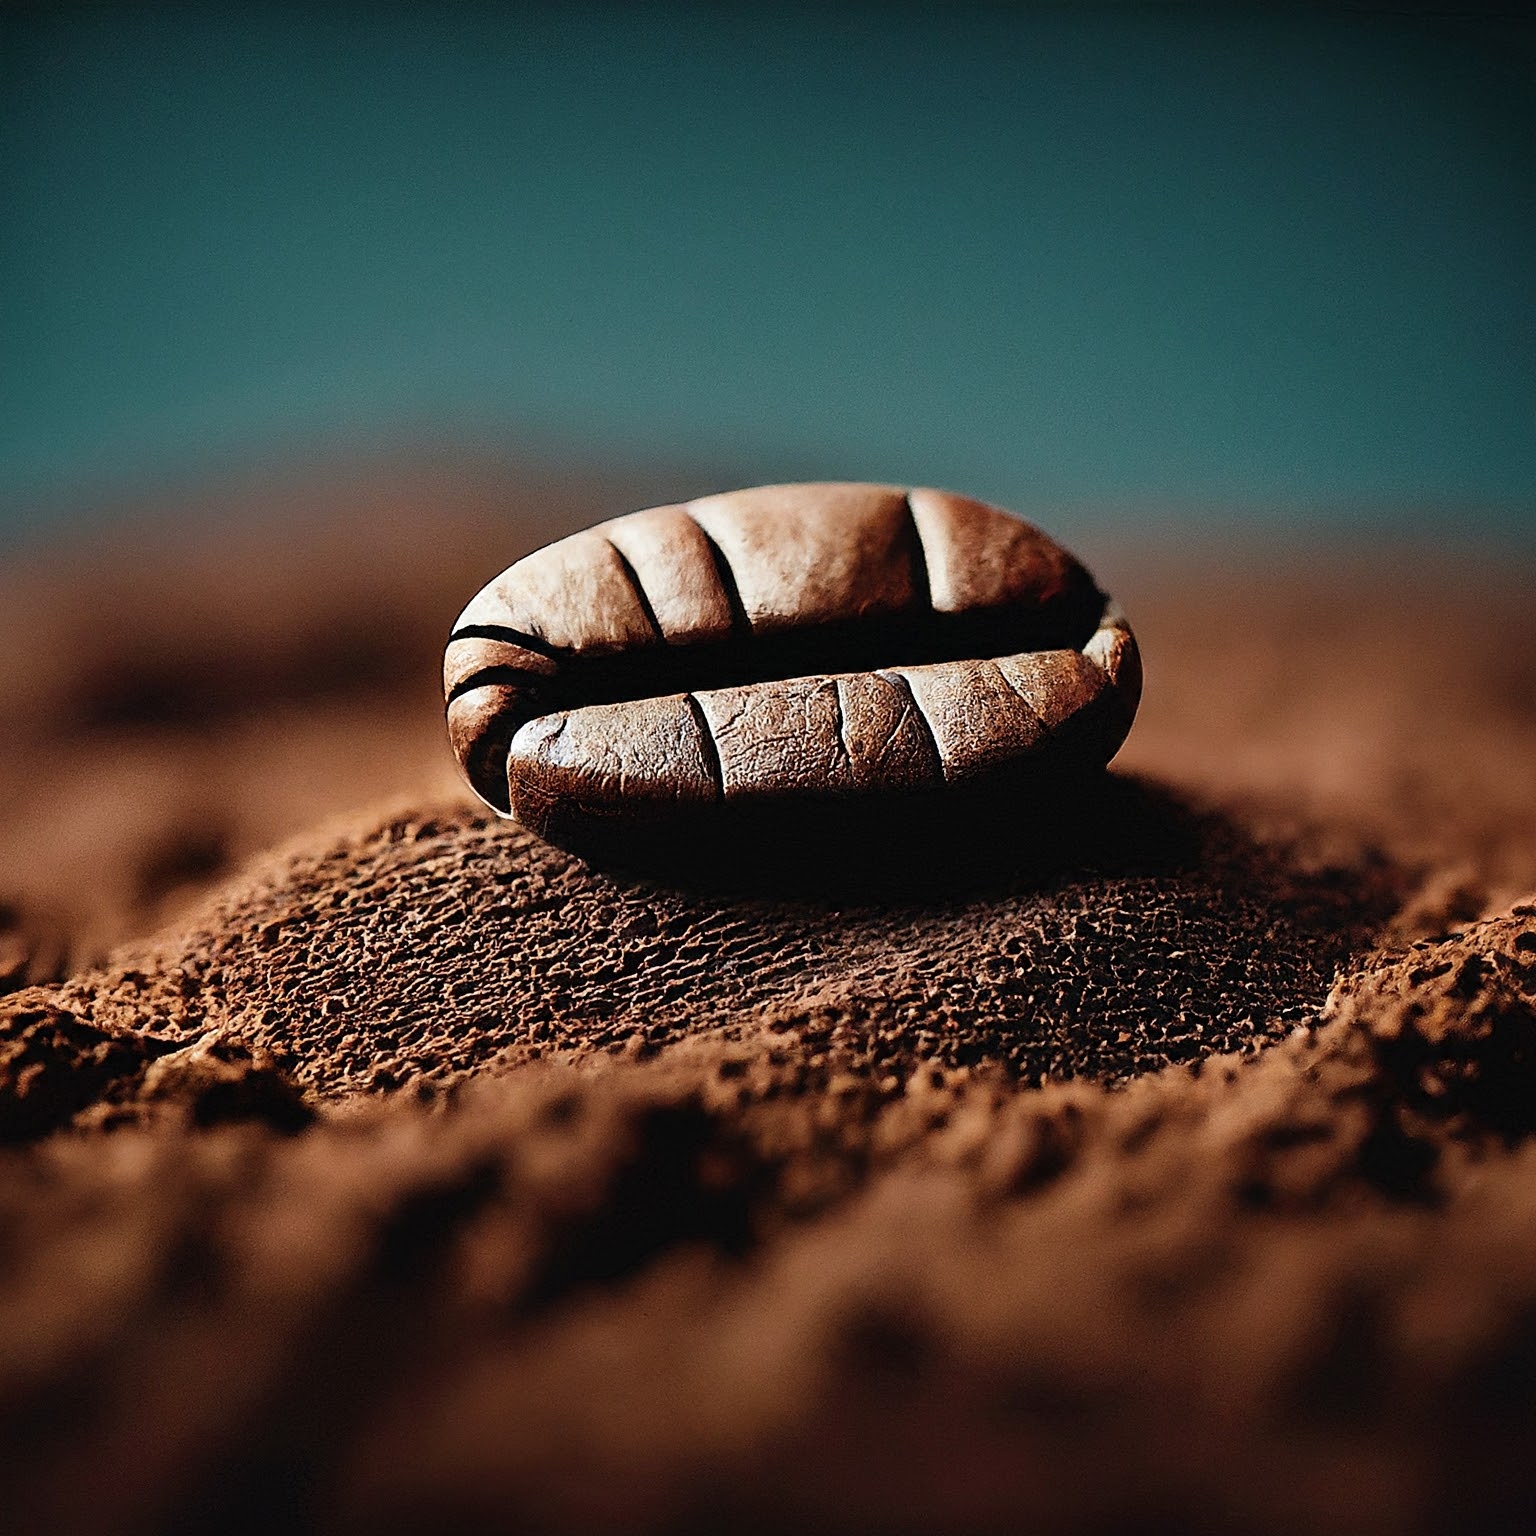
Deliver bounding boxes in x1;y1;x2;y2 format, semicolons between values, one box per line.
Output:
445;483;1141;838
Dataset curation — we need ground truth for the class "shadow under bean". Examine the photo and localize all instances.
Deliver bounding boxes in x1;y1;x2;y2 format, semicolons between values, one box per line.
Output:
531;770;1329;904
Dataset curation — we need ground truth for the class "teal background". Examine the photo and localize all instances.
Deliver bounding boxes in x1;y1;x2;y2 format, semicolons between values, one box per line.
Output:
2;4;1533;534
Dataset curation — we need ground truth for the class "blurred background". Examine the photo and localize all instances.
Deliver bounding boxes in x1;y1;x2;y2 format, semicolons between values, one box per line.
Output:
0;2;1531;967
3;2;1533;542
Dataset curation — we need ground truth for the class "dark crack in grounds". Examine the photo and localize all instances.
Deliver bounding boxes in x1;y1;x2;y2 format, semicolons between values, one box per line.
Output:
56;775;1408;1098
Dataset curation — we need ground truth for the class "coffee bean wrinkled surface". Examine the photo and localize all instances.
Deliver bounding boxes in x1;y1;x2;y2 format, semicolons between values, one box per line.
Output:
445;483;1141;840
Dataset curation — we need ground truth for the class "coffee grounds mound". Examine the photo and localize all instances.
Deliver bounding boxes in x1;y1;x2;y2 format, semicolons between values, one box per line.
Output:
47;776;1401;1101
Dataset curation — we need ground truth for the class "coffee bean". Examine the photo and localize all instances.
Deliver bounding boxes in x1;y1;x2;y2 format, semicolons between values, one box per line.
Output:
445;484;1141;839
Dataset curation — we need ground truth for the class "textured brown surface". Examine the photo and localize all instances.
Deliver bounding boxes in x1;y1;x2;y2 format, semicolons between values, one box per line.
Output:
50;784;1395;1098
1;471;1535;1535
